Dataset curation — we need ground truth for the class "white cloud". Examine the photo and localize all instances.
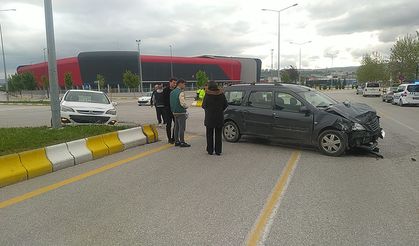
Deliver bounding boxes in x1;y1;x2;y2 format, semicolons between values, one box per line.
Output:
0;0;417;75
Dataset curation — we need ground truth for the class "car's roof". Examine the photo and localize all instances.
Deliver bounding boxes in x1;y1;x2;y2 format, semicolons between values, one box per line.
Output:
67;89;105;94
228;83;311;92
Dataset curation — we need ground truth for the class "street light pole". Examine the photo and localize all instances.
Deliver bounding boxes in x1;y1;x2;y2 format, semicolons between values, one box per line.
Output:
44;0;61;128
290;40;312;83
169;44;173;77
262;3;298;82
0;8;16;102
136;39;143;93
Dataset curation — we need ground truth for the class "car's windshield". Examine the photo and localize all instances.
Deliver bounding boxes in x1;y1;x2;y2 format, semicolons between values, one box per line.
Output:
64;91;110;104
298;90;338;108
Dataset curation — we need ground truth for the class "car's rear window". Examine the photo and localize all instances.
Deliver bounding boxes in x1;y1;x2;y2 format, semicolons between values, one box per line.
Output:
65;91;110;104
407;85;419;92
225;91;244;106
366;83;380;87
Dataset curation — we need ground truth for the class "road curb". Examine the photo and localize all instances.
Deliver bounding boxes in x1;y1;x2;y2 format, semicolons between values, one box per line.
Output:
0;125;157;188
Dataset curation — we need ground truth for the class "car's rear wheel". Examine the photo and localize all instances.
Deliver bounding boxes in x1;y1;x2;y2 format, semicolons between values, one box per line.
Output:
223;121;241;142
318;130;347;157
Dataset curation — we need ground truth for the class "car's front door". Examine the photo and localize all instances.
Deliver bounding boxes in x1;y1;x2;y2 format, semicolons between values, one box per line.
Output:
272;91;313;144
242;91;274;137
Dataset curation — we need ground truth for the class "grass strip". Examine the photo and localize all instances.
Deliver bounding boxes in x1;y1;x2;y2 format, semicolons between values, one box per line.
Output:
0;125;128;156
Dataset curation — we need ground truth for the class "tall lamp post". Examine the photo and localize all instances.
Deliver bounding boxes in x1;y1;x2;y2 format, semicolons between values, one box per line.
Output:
262;3;298;82
0;8;16;102
44;0;61;128
169;44;173;77
136;39;143;92
290;40;312;83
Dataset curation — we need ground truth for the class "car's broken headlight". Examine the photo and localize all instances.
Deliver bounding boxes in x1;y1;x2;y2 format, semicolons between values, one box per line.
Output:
352;122;365;131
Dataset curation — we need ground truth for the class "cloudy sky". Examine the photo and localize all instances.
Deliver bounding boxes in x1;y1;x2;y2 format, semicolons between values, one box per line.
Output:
0;0;418;75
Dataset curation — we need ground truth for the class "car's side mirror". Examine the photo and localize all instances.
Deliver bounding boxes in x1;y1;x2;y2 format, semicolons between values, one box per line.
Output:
112;101;118;106
246;101;252;106
300;106;311;115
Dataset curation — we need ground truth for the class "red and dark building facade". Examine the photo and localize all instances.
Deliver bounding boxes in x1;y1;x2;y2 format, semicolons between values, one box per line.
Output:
17;51;261;89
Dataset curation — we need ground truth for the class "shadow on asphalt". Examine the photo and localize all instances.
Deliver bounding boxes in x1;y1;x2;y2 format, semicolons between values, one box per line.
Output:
239;136;385;159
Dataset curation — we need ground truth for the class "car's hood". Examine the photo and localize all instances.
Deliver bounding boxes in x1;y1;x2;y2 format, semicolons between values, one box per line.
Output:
325;102;377;123
61;101;113;110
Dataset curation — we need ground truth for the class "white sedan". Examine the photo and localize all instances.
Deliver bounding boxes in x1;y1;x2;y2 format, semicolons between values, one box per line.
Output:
138;92;152;106
60;90;118;125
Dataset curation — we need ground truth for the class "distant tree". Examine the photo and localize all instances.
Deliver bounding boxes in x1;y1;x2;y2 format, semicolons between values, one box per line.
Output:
280;66;299;83
96;74;106;90
41;75;50;98
64;72;73;90
19;72;37;90
356;52;388;83
195;70;209;88
122;70;139;94
7;73;24;96
388;32;419;82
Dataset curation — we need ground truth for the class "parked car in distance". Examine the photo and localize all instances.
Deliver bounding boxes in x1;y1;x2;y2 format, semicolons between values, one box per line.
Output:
223;83;384;157
356;85;364;95
392;83;419;106
60;90;117;125
382;86;398;103
138;92;152;106
363;82;381;97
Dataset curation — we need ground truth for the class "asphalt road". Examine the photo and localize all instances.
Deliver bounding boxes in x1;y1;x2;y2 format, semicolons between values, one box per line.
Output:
0;90;418;245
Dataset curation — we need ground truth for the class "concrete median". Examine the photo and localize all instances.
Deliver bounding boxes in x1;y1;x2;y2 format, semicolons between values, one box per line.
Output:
66;139;93;165
0;154;28;187
142;124;157;143
102;132;124;154
45;143;75;171
117;127;147;149
86;135;109;159
19;148;52;179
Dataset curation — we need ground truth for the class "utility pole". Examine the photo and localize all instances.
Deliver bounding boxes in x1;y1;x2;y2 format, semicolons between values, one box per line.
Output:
169;45;173;77
44;0;61;128
0;9;16;102
136;39;143;93
270;48;274;81
262;4;298;82
290;41;312;83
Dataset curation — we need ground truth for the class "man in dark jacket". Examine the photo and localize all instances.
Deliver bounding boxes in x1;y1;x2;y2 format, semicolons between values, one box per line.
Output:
163;78;177;143
202;81;228;155
151;83;165;126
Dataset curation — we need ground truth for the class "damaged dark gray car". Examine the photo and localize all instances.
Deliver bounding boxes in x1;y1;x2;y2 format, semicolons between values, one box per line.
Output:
223;83;385;156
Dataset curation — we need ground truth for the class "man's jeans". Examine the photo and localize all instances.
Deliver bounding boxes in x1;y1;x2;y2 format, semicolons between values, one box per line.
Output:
174;113;186;143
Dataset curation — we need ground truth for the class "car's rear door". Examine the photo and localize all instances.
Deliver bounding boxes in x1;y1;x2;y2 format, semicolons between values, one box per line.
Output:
242;90;274;137
272;91;313;144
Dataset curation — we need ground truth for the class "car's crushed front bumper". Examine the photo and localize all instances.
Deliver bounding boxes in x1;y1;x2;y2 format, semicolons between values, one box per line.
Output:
61;111;117;125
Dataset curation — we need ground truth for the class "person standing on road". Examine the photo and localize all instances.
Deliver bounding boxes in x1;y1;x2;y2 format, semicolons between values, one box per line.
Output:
151;83;165;127
170;79;191;147
202;81;228;155
163;78;177;144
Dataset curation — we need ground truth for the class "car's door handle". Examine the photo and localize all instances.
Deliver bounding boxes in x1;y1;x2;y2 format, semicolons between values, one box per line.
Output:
272;113;280;118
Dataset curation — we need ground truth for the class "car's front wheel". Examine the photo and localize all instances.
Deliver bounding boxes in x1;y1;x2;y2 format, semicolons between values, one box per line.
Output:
318;130;347;157
398;99;404;107
223;121;241;142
